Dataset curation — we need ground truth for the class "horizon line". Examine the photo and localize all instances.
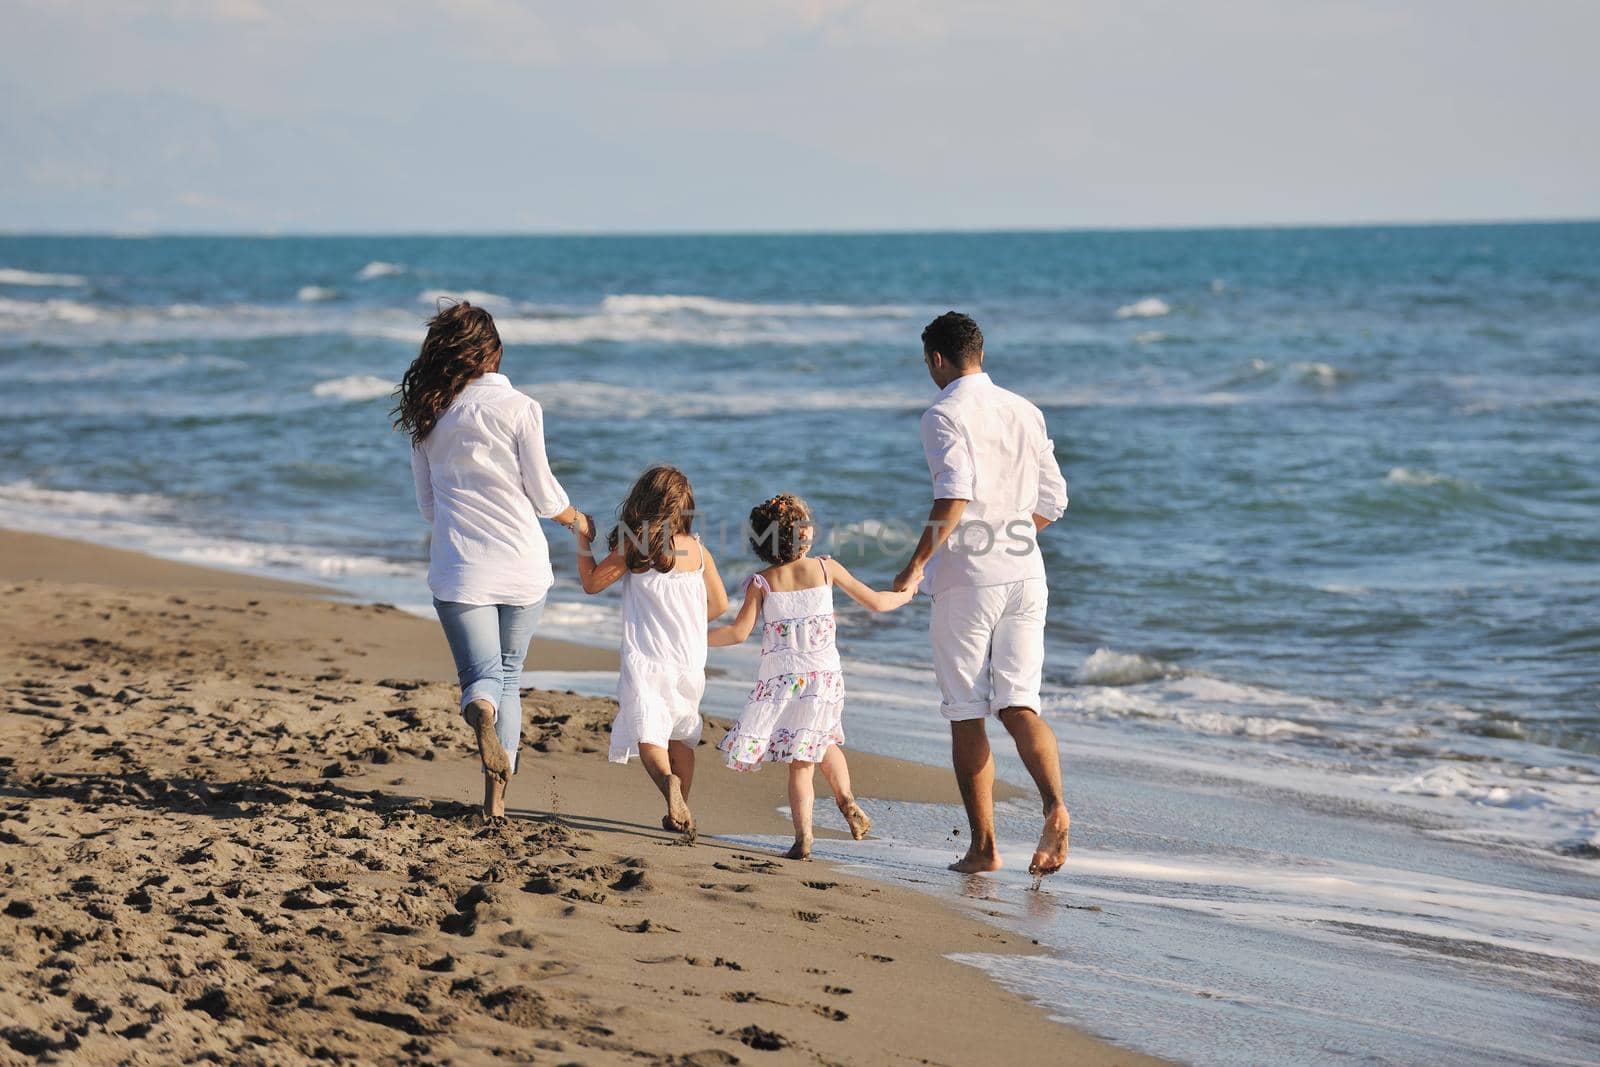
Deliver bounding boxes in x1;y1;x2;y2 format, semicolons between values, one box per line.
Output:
1;215;1596;240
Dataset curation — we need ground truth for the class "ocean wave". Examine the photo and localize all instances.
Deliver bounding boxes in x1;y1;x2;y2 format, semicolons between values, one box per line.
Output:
0;295;102;324
311;374;395;402
1075;648;1175;686
297;286;338;302
1388;766;1549;810
0;479;421;585
1133;330;1167;345
1293;361;1344;388
7;352;248;385
1114;296;1171;320
599;293;915;319
1384;467;1472;490
1052;686;1321;739
418;289;511;308
357;260;406;279
0;267;87;286
527;379;922;419
0;480;172;518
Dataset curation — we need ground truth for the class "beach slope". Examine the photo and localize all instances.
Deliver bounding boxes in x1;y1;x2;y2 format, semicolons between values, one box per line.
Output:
0;530;1156;1065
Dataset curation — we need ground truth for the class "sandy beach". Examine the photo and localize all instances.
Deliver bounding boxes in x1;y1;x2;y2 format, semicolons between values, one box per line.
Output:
0;529;1157;1065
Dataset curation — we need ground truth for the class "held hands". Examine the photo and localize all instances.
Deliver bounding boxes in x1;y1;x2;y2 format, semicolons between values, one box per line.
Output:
892;560;923;595
885;585;917;609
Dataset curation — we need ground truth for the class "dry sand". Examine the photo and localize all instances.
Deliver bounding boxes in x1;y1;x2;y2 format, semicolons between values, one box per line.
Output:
0;529;1159;1065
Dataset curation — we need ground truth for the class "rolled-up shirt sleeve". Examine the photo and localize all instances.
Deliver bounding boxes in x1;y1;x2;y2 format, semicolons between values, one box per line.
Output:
410;444;434;523
920;411;975;501
517;400;572;518
1034;432;1069;520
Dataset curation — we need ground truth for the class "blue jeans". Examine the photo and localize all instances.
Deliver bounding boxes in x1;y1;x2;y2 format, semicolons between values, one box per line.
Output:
433;598;546;774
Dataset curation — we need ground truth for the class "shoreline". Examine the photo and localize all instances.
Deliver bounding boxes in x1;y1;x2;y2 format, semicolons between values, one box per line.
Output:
0;527;1155;1064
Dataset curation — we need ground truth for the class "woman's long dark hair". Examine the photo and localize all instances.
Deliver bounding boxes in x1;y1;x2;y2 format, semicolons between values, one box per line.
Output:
392;301;503;443
609;465;696;574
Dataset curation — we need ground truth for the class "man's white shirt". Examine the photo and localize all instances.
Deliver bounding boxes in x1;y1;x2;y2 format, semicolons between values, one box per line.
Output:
919;372;1068;596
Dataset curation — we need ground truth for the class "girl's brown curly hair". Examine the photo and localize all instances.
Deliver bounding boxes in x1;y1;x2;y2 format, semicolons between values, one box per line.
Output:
609;465;697;574
747;493;814;566
392;301;503;443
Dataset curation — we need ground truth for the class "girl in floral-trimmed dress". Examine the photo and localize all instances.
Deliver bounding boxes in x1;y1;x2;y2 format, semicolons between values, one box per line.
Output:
709;494;914;859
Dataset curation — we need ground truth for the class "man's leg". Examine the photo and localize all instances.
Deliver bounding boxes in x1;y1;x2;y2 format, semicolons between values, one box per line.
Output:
992;580;1068;876
996;708;1070;875
949;718;1002;872
931;584;1004;872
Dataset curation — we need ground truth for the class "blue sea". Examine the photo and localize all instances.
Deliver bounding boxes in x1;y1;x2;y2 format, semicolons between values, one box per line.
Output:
2;226;1597;1064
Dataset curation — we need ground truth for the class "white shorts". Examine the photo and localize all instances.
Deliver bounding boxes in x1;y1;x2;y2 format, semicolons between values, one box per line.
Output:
930;579;1047;722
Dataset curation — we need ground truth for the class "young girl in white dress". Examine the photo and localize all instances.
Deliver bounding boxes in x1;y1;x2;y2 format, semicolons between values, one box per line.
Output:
578;466;729;836
710;494;913;859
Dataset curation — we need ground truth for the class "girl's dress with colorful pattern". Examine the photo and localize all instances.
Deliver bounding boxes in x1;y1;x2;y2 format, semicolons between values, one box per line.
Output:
719;557;845;770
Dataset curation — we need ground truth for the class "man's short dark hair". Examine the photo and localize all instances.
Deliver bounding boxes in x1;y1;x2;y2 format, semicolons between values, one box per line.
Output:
921;311;983;368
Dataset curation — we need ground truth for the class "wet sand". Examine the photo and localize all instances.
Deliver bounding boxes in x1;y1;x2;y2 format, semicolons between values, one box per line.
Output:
0;529;1157;1065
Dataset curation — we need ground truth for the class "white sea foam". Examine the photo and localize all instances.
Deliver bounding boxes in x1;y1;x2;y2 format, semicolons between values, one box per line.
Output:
297;285;338;302
1114;296;1171;319
0;480;421;587
526;379;922;419
1132;330;1167;345
0;480;171;518
1389;765;1549;811
1293;360;1343;388
1385;466;1469;489
0;295;102;324
1057;687;1322;739
1075;647;1174;686
599;293;915;319
0;267;88;286
418;289;511;308
0;291;904;349
311;374;394;402
356;260;406;279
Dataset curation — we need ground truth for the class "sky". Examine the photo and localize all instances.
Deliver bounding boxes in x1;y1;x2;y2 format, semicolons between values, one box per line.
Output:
2;0;1597;234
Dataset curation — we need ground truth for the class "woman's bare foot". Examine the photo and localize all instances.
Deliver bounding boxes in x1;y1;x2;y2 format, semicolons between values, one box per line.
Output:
465;698;510;779
784;834;813;860
1027;807;1071;877
838;800;872;840
663;774;694;834
948;846;1003;874
483;772;506;819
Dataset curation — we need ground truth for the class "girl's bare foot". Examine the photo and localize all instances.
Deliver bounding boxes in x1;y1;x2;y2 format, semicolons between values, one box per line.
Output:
465;698;510;779
1028;807;1071;877
838;800;872;840
784;834;813;860
664;774;694;834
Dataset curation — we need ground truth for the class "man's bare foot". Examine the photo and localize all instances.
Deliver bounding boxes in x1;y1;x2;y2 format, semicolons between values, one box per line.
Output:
784;834;813;860
839;800;872;840
664;774;694;833
948;847;1003;874
1028;807;1070;877
465;698;510;779
483;772;506;819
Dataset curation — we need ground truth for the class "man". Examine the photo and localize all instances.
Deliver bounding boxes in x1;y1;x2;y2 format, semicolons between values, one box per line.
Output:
894;312;1071;876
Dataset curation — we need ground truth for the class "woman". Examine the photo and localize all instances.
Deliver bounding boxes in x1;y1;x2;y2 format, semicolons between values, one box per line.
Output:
394;301;589;820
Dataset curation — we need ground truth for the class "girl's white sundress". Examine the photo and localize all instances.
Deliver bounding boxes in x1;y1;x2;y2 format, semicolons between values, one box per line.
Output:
608;535;708;764
720;556;845;771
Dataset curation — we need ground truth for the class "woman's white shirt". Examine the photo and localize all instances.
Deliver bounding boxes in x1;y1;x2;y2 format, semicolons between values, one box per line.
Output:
411;372;570;605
